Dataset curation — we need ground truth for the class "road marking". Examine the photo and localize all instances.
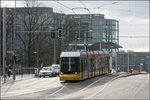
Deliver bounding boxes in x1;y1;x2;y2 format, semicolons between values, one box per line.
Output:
2;85;61;98
40;83;68;100
84;76;119;99
59;75;111;99
2;78;61;98
80;75;111;91
131;79;147;99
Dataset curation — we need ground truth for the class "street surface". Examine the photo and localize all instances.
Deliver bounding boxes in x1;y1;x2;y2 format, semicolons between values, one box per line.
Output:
1;73;149;100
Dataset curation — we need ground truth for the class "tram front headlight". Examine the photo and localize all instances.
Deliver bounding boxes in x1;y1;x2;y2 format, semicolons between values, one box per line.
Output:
75;72;77;74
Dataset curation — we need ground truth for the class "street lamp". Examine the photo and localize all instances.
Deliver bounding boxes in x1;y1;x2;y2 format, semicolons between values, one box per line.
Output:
127;53;129;73
140;59;144;71
34;52;38;67
84;30;92;51
127;52;133;73
146;56;149;73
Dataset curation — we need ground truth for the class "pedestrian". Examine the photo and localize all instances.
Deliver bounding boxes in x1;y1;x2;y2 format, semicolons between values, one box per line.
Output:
8;65;12;78
5;66;8;78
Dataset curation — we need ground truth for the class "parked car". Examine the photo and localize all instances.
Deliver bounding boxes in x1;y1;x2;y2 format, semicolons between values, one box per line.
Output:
39;67;56;77
52;64;60;75
140;71;147;74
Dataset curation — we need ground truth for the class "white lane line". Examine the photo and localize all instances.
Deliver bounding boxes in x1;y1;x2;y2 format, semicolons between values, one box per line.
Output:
80;75;111;91
84;76;119;99
2;85;60;98
40;83;68;100
59;75;111;99
131;80;147;99
2;78;60;97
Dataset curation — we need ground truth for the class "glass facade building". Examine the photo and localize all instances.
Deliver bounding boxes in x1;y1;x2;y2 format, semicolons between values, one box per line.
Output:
66;14;121;55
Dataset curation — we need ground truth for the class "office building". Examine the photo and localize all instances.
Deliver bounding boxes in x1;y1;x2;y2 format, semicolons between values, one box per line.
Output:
66;14;121;56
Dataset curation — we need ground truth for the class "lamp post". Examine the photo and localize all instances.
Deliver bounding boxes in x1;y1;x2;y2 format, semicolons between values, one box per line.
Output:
146;56;149;73
12;0;17;81
84;30;92;51
34;52;38;67
127;53;129;73
134;54;137;68
127;52;133;73
140;59;144;71
84;32;87;51
3;8;6;83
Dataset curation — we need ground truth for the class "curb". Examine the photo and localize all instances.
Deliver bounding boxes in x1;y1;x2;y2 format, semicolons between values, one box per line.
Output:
120;73;140;77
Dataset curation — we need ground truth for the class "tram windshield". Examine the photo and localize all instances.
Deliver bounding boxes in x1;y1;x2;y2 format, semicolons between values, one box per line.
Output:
61;57;80;74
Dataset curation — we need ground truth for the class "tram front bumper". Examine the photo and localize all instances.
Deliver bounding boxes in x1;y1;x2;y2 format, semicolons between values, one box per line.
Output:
60;74;81;81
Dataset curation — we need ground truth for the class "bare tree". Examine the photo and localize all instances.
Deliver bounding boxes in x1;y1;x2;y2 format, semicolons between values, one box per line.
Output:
16;1;70;67
16;1;55;67
1;0;70;68
0;7;2;71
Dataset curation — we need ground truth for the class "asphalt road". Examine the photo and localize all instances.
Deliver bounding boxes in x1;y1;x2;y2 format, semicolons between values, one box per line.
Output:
1;74;149;100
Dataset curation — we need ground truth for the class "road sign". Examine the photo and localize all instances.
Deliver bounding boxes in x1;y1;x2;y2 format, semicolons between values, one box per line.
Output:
7;51;14;54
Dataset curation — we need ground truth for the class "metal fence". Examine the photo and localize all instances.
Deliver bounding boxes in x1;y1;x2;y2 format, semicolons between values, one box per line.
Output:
0;67;41;76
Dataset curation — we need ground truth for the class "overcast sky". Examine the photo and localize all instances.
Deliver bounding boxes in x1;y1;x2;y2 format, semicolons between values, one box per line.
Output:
1;0;149;52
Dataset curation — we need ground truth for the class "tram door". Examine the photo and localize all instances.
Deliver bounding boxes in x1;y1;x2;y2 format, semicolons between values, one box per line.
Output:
90;58;93;77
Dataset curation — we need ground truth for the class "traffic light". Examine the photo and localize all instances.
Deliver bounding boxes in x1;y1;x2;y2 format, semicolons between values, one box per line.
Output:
51;31;55;39
14;55;17;62
58;28;63;38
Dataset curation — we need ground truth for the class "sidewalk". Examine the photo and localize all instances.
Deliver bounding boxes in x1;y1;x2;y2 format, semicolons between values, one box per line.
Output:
0;74;35;85
111;72;141;77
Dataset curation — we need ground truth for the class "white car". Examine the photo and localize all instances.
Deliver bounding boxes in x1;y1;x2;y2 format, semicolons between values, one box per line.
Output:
140;71;147;74
52;64;60;75
39;67;56;77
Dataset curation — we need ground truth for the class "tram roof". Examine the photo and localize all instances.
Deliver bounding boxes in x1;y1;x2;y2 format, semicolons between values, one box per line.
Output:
60;51;110;58
60;52;80;57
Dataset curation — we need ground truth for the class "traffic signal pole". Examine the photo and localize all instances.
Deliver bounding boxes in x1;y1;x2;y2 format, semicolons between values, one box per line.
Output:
50;28;63;64
54;39;56;64
13;0;16;80
3;8;6;83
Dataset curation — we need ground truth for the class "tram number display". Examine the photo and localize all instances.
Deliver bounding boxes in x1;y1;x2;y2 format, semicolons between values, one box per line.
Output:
62;58;76;64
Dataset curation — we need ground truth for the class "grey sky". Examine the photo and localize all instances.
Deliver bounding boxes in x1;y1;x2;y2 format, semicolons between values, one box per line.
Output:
1;1;149;52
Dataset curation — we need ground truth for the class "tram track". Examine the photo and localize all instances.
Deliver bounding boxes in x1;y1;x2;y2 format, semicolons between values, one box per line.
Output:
83;75;120;99
38;75;111;100
39;83;68;100
57;74;118;99
3;74;120;99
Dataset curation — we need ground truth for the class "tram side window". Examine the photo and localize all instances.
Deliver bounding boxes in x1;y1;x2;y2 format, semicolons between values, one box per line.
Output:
103;58;105;67
90;59;92;68
95;59;99;70
82;59;87;72
81;60;84;72
104;58;107;67
91;58;94;69
106;57;109;66
100;57;104;67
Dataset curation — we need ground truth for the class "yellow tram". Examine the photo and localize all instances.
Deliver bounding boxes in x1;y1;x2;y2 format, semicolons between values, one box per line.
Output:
59;51;110;81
